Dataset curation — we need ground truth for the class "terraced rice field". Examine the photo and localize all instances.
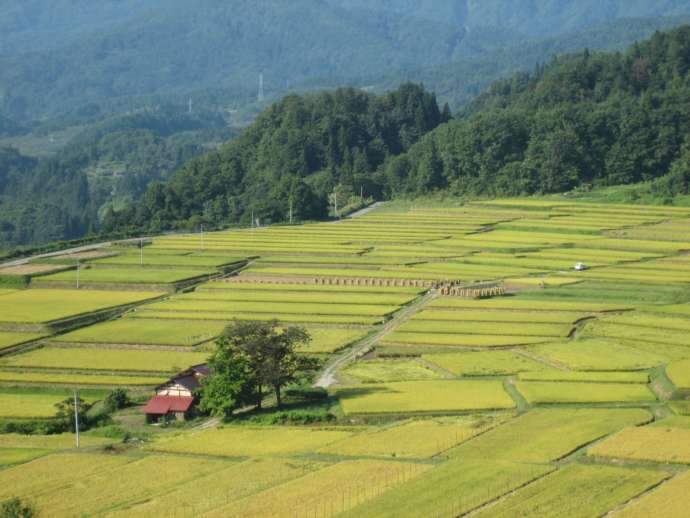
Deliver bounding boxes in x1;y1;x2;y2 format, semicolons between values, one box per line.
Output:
529;339;667;370
335;380;515;414
423;351;549;376
473;464;668;518
666;359;690;389
0;331;45;350
3;199;690;517
57;318;227;346
0;289;163;323
318;416;505;458
450;408;651;462
0;390;102;418
147;426;354;457
615;470;690;517
0;347;208;373
34;267;210;285
588;426;690;464
516;381;656;404
341;360;443;383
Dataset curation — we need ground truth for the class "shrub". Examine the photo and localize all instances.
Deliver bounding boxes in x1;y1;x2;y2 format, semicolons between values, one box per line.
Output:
0;498;35;518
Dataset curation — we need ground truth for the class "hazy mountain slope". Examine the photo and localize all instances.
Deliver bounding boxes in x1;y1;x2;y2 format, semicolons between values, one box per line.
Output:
3;0;690;121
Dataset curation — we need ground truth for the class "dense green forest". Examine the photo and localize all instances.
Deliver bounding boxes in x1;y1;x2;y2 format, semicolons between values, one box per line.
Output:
388;25;690;198
102;84;446;233
103;26;690;235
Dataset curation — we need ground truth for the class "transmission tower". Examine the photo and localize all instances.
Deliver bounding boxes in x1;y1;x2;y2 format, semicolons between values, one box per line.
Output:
258;73;265;103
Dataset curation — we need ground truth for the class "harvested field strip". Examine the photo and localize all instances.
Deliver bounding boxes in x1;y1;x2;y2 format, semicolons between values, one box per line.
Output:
396;320;571;337
615;470;690;518
517;371;649;383
382;332;553;348
206;460;432;518
58;318;227;347
145;300;400;316
339;459;552;518
516;381;656;404
132;310;383;325
147;426;353;457
334;380;515;414
319;415;507;459
0;347;209;373
588;426;690;464
423;351;549;376
450;408;651;462
473;464;669;518
0;289;164;324
0;331;46;351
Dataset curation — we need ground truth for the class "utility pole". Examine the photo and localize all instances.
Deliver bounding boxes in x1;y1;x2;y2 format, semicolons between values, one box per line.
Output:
251;210;255;230
74;390;80;449
333;188;339;219
360;185;364;203
200;224;205;251
76;260;80;289
289;199;293;224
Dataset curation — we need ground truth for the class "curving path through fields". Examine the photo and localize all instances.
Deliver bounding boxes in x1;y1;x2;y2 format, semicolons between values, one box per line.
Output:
314;289;438;388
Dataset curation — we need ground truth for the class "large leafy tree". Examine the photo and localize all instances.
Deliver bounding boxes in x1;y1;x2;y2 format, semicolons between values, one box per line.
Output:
200;320;314;414
198;336;256;418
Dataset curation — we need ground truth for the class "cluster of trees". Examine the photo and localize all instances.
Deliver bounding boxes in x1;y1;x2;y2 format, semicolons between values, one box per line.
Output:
102;83;447;232
200;320;316;417
386;26;690;197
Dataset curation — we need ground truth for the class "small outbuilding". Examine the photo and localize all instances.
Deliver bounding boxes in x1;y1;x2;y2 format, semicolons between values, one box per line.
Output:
143;364;210;423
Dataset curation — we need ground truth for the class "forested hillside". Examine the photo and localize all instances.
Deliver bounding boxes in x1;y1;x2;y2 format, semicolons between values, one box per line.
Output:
0;108;234;248
102;84;446;233
103;26;690;236
387;25;690;198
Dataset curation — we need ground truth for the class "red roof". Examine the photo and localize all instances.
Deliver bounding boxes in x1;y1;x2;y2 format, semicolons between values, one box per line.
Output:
142;395;194;415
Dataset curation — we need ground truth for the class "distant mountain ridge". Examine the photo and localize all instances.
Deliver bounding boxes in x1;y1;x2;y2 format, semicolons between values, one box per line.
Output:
2;0;690;121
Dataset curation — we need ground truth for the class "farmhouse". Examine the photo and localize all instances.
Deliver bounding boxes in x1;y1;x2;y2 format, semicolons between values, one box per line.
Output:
142;364;210;423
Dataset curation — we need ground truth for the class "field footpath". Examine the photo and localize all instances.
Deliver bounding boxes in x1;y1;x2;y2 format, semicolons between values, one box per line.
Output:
314;289;438;388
